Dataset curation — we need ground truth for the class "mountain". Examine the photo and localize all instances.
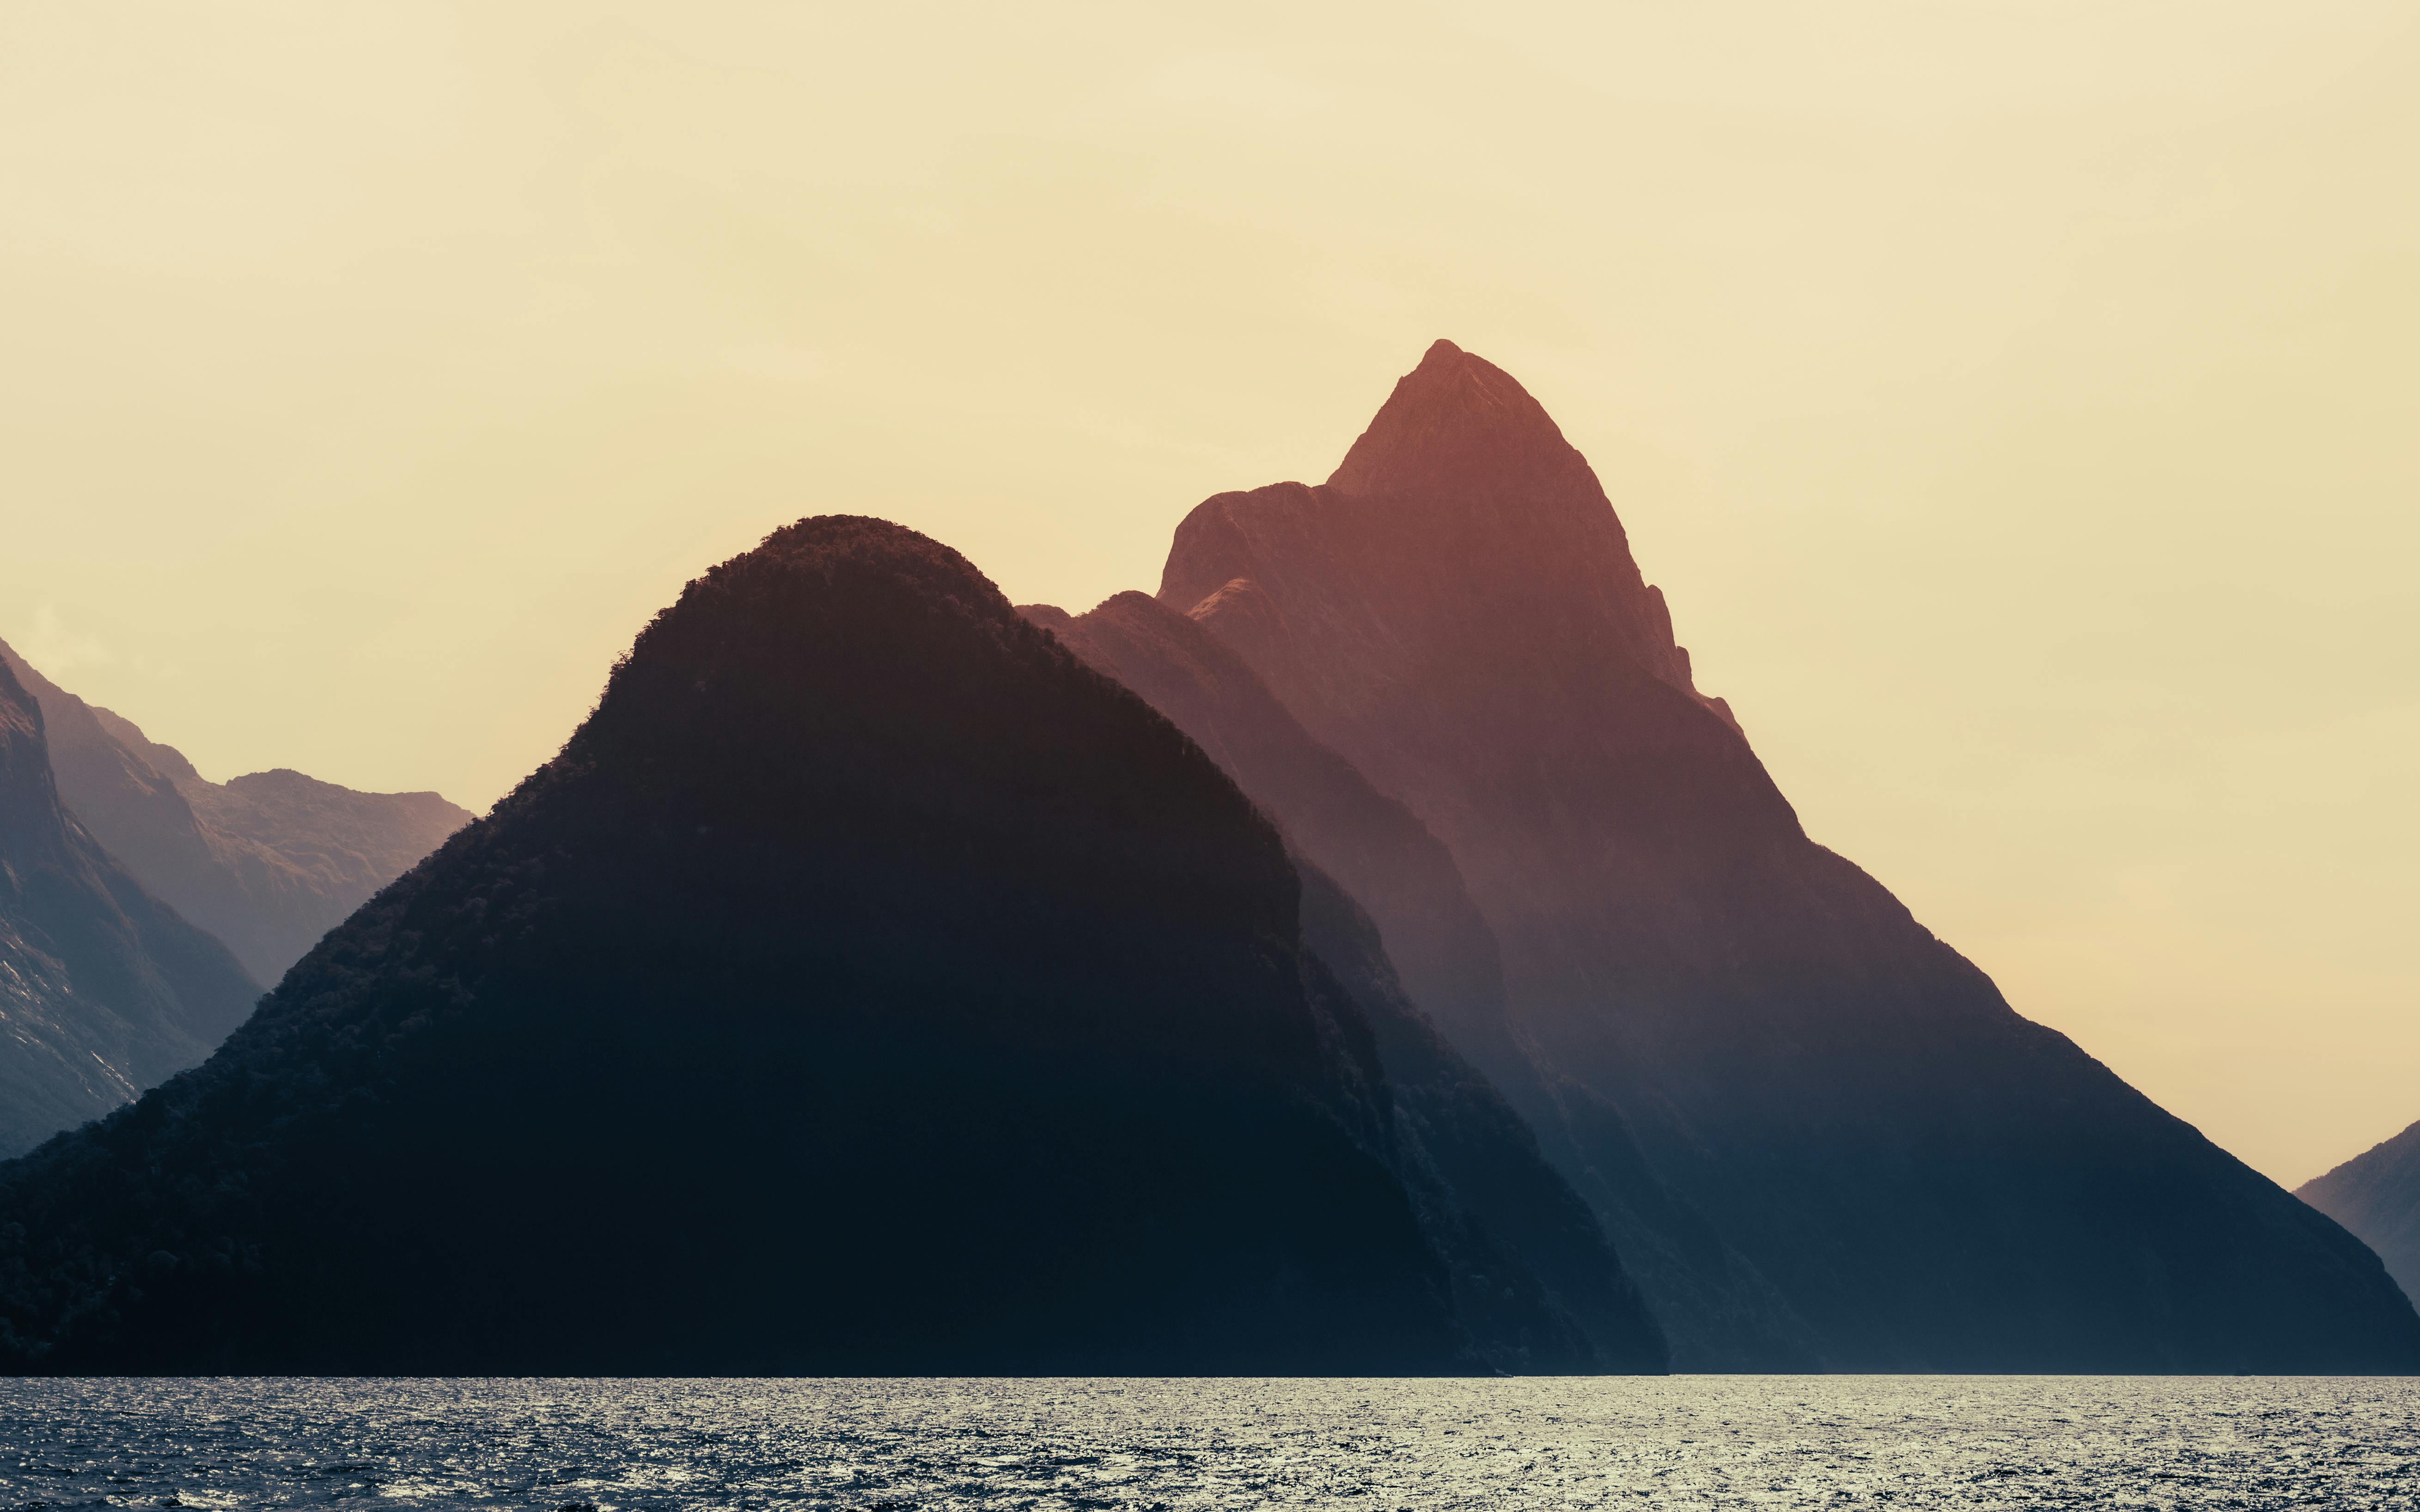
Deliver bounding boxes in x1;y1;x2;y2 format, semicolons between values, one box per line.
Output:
0;516;1665;1374
0;659;258;1157
1152;338;2420;1372
0;641;473;986
1024;590;1810;1366
2302;1123;2420;1304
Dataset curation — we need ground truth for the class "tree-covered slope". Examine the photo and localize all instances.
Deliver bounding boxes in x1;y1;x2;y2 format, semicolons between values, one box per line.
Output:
0;516;1564;1374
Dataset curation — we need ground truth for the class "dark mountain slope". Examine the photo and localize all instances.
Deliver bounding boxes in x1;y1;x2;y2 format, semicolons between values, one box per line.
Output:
1156;339;2420;1372
2302;1122;2420;1303
1291;859;1666;1372
0;515;1593;1375
1024;589;1808;1367
0;641;472;985
0;661;258;1157
1020;593;1526;1090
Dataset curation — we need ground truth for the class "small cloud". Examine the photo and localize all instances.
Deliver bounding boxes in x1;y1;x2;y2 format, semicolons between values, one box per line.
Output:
1145;55;1329;121
721;341;829;383
11;605;113;675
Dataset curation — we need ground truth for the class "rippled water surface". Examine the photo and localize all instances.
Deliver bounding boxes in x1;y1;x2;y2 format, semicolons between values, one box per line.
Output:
1;1376;2415;1510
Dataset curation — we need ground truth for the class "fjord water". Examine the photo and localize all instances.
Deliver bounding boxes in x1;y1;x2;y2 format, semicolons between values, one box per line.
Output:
3;1377;2414;1510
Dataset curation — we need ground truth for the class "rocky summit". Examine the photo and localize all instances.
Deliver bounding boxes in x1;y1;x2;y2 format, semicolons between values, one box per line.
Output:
1151;339;2420;1372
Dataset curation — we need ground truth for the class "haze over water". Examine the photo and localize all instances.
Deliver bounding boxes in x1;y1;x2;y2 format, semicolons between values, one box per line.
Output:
3;1377;2414;1510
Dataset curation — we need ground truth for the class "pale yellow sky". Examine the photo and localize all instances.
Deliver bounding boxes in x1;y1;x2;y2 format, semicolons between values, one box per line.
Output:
4;1;2415;1185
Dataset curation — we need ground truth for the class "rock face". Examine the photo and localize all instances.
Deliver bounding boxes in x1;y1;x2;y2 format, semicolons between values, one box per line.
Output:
1154;339;2420;1372
2302;1123;2420;1305
0;516;1664;1374
0;642;472;986
0;660;259;1157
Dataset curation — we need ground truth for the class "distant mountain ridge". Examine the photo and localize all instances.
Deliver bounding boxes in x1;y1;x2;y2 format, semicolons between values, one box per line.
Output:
0;658;258;1157
2301;1122;2420;1305
0;641;473;986
1142;338;2420;1372
0;517;1666;1373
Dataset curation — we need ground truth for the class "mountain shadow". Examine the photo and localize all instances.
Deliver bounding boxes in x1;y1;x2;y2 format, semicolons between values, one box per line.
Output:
0;641;473;986
1024;590;1807;1367
2302;1123;2420;1306
0;516;1667;1374
1152;339;2420;1372
0;659;259;1157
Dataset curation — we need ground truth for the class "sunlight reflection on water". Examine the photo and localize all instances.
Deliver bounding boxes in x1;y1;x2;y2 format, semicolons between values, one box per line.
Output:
0;1375;2414;1510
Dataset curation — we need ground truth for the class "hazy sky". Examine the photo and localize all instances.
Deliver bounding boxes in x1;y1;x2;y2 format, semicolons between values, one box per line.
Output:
4;1;2415;1186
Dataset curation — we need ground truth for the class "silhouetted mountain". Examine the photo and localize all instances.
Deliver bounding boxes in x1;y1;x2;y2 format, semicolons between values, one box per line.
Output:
2302;1122;2420;1304
0;516;1668;1374
1154;338;2420;1372
1024;590;1806;1366
0;660;258;1157
0;642;472;985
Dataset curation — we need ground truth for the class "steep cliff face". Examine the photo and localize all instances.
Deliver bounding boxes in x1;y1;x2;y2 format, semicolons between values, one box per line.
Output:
0;516;1631;1375
2302;1122;2420;1305
1025;589;1794;1366
0;661;258;1156
1155;339;2420;1372
0;642;471;986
